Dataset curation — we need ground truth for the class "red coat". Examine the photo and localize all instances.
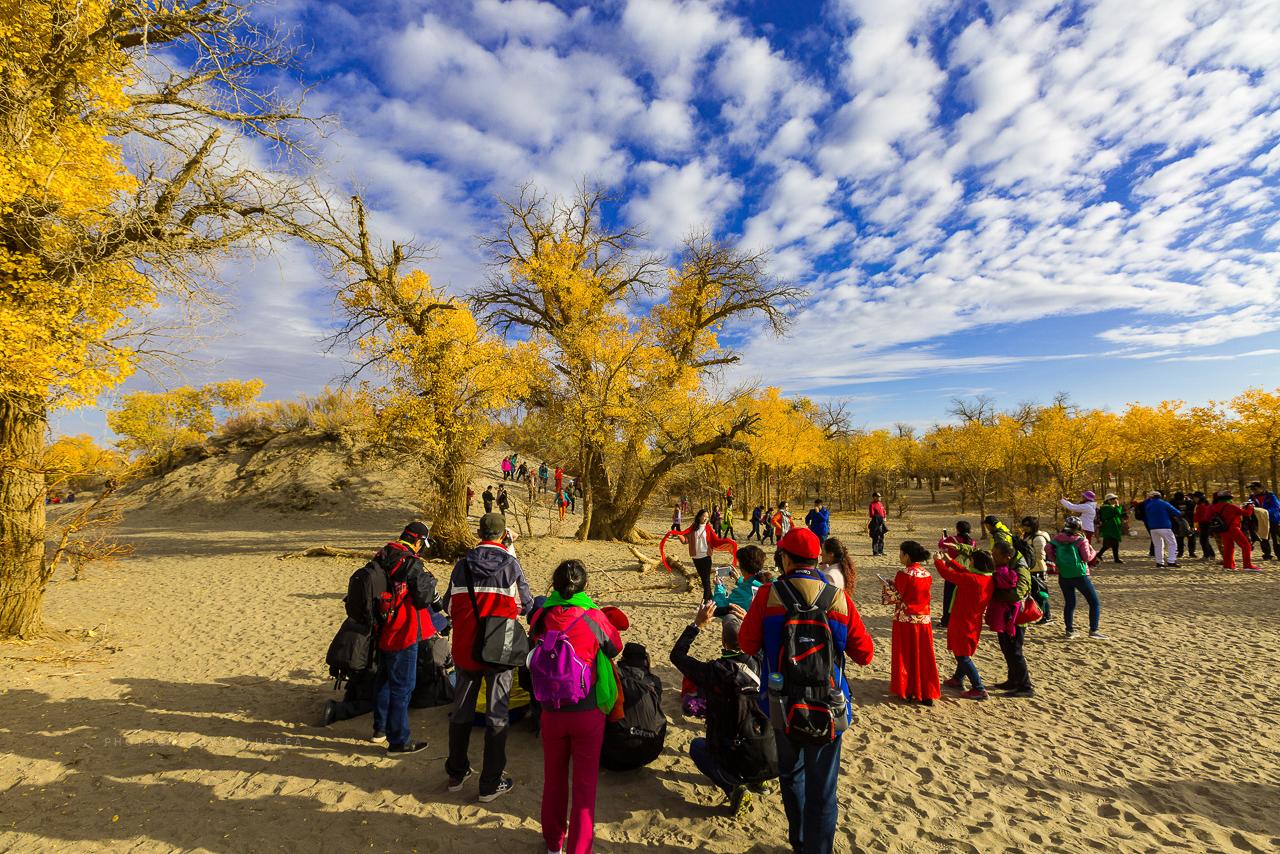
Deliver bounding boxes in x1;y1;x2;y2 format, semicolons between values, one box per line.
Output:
889;564;939;701
934;557;993;657
1218;502;1248;530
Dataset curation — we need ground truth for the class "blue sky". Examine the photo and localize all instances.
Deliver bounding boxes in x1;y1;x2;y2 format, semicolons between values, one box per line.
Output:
57;0;1280;440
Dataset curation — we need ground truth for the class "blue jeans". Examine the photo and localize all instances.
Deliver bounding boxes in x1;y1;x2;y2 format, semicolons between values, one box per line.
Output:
952;655;983;690
774;732;842;854
1059;576;1101;633
373;643;418;748
689;737;738;795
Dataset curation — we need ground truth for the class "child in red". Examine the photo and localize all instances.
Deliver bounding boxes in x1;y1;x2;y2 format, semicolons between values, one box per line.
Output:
882;541;941;705
528;560;623;854
935;549;995;701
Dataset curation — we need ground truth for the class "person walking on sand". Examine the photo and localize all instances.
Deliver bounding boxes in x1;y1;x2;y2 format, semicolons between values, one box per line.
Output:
1142;490;1182;569
557;489;570;522
1097;493;1127;564
501;456;512;481
555;466;564;494
750;505;764;541
671;602;777;817
935;548;995;701
881;541;940;706
482;485;495;515
671;502;683;532
868;493;887;556
539;462;549;494
1050;518;1106;639
496;485;510;515
739;527;875;854
1214;492;1261;572
722;506;736;540
444;513;534;801
528;560;622;854
1060;490;1098;543
710;504;723;537
776;500;793;537
761;506;776;544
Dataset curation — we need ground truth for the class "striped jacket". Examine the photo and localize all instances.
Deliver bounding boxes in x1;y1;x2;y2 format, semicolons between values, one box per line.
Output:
738;569;875;726
445;542;534;671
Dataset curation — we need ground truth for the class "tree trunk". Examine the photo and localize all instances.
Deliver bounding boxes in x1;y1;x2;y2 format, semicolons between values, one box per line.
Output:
428;458;477;559
0;394;49;639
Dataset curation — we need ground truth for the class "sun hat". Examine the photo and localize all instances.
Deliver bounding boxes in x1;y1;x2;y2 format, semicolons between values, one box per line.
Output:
1082;490;1096;501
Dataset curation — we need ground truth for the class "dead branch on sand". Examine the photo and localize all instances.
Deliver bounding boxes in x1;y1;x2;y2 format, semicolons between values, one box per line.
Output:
277;546;372;560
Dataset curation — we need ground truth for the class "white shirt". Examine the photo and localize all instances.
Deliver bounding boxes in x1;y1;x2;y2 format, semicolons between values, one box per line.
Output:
692;525;710;559
820;563;845;589
1060;499;1098;532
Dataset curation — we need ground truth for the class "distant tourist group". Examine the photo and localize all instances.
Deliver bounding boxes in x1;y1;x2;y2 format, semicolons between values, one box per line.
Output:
322;475;1278;854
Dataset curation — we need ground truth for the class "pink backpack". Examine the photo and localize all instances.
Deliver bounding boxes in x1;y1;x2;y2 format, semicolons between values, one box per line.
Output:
530;611;594;709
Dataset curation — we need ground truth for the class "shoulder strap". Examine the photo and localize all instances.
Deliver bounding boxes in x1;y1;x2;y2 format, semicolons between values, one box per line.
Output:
463;561;484;621
814;583;839;613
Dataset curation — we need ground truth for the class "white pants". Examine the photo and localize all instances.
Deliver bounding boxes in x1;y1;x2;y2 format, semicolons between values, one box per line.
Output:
1150;528;1177;565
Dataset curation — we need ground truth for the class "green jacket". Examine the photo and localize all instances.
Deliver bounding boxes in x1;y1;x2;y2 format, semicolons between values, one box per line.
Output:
1098;503;1127;540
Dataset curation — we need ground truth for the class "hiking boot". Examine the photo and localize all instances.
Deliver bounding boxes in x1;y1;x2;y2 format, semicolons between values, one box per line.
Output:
447;768;473;793
321;700;338;728
387;741;429;756
960;688;989;701
478;776;514;803
941;677;964;690
1088;631;1108;640
729;785;753;817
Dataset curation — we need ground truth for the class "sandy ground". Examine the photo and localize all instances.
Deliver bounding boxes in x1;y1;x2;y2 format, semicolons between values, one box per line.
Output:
3;489;1279;854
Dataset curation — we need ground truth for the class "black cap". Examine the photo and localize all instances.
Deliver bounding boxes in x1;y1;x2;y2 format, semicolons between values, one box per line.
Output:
400;521;430;549
620;642;650;669
479;512;506;540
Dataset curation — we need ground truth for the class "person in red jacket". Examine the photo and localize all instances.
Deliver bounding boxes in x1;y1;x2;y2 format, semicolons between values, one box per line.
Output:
372;521;440;756
528;560;622;854
1214;492;1261;572
738;528;874;854
444;513;534;801
677;508;737;602
882;540;940;706
935;548;995;701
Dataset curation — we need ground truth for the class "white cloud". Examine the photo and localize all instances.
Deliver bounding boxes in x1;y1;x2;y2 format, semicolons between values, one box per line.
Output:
626;160;742;250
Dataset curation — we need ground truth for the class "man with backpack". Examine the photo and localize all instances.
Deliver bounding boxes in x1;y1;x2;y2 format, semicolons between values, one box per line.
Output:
444;512;534;801
370;522;440;755
1050;518;1105;640
671;603;777;817
739;528;875;854
601;642;666;772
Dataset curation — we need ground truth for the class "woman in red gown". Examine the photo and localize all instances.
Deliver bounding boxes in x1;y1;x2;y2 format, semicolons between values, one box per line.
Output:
882;541;941;705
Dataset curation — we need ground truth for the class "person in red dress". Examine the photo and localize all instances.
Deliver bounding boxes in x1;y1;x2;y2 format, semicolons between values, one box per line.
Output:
935;549;995;701
881;541;940;706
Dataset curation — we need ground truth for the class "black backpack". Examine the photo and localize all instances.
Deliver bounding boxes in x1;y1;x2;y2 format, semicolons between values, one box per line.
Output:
601;653;667;772
1011;535;1035;568
713;658;778;784
325;551;410;684
411;634;455;708
774;579;844;746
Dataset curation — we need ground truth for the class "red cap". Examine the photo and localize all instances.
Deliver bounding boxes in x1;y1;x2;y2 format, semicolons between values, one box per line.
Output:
778;527;821;560
601;605;630;632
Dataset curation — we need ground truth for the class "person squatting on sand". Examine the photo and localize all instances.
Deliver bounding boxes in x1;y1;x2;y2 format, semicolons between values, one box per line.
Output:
881;541;940;705
528;560;623;854
444;512;534;801
670;601;778;818
739;527;875;854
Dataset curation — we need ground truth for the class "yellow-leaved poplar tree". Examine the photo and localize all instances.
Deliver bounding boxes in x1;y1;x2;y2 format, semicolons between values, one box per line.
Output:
0;0;311;637
106;379;264;472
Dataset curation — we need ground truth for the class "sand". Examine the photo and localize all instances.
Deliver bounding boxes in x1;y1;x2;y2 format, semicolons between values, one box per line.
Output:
2;490;1279;854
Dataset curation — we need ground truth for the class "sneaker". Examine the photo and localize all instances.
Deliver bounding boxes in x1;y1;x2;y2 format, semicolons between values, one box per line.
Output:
1037;616;1056;625
447;768;473;793
749;780;778;795
941;677;964;690
1065;630;1078;640
478;776;514;803
960;688;989;701
1115;558;1124;564
1004;687;1036;698
370;730;387;743
1088;631;1108;640
1167;563;1178;569
1155;564;1166;569
387;741;429;756
1242;566;1263;573
729;785;753;817
321;700;338;728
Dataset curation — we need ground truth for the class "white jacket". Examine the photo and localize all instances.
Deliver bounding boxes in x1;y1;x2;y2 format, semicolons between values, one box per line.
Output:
1060;499;1097;533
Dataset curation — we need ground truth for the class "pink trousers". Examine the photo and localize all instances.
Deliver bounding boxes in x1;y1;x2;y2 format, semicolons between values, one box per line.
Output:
540;708;606;854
